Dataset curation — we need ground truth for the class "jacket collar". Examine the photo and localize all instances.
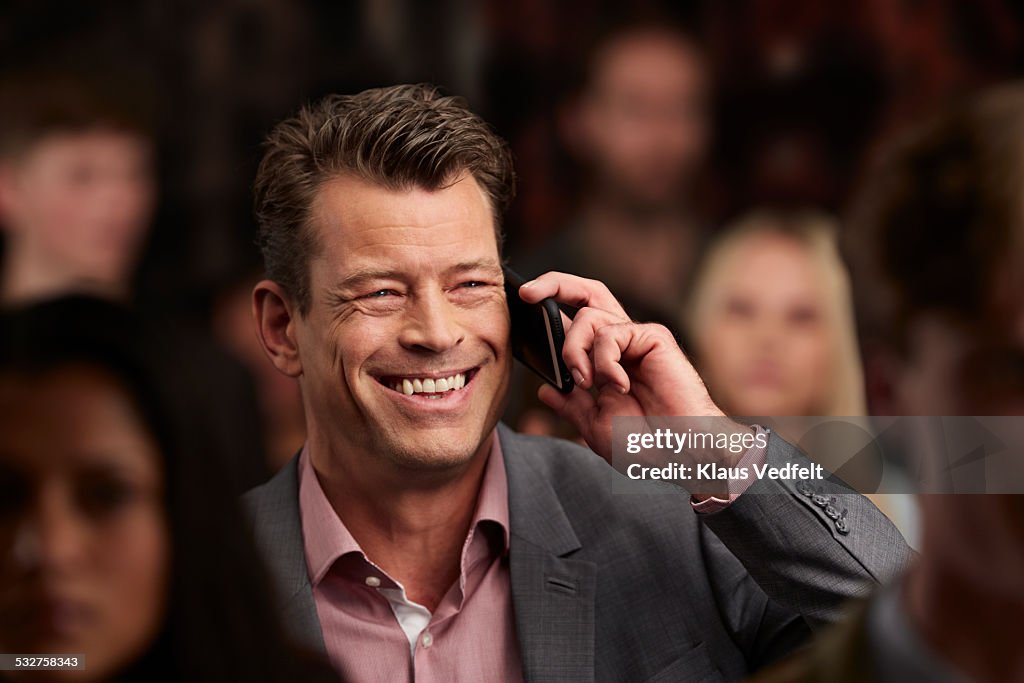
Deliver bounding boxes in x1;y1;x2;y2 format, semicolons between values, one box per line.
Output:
498;423;582;557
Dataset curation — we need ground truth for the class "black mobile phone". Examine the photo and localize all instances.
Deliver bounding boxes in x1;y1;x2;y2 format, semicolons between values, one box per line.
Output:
503;266;575;394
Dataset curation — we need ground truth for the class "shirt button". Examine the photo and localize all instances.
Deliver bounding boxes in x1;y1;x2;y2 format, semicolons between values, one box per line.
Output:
365;576;381;587
421;632;433;648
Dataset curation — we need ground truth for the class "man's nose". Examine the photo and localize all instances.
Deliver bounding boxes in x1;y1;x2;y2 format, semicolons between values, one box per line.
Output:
398;290;465;353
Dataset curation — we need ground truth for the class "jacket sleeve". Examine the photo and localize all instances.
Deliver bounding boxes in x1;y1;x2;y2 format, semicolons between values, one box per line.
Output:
698;431;914;630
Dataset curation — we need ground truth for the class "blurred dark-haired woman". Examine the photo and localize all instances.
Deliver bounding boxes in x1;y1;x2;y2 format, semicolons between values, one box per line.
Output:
0;296;339;682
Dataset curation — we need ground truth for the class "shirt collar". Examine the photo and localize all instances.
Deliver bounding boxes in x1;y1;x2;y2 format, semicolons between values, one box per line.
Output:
298;429;510;588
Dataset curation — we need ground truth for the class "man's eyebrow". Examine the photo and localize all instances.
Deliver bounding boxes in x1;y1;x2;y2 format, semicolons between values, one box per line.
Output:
330;269;406;293
446;258;503;276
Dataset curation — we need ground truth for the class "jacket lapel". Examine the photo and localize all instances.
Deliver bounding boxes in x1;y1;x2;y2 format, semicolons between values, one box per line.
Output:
500;425;597;683
244;456;327;654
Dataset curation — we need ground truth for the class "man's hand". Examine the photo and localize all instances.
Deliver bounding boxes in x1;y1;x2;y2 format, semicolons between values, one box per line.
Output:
518;272;739;465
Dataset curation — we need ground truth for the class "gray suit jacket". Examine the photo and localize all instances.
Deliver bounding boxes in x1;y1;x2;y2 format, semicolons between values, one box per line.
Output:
243;424;912;682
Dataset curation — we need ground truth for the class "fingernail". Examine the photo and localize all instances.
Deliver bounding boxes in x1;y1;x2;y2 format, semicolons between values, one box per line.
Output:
617;384;629;394
571;368;584;385
520;280;534;289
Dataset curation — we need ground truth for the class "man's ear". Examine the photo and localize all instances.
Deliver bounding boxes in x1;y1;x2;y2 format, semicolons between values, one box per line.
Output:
253;280;303;377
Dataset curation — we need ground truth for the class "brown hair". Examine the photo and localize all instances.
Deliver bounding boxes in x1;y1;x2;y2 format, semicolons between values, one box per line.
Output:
844;82;1024;353
253;83;516;314
0;68;153;158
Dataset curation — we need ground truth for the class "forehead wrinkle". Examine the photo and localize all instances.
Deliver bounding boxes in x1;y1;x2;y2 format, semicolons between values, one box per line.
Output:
313;223;496;274
320;224;497;269
312;172;493;230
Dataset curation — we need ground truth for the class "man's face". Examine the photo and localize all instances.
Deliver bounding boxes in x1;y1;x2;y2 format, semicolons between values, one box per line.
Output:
293;173;511;471
574;31;709;207
0;130;155;287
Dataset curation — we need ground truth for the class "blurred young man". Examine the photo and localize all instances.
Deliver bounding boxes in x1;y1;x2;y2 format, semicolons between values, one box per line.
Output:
752;84;1024;683
0;69;279;493
0;72;155;305
527;23;711;325
244;84;910;682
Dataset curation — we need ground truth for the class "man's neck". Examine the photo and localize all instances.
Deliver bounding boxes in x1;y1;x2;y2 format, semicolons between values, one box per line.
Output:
308;431;495;611
1;247;126;305
906;517;1024;682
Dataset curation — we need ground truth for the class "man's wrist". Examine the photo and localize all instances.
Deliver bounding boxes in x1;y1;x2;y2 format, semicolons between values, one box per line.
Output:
691;425;770;510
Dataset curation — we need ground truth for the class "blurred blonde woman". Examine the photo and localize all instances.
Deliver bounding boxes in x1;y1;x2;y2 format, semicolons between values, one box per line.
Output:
684;209;916;544
686;209;864;417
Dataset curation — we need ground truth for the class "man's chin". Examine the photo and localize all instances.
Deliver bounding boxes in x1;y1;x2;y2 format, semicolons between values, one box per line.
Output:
378;424;494;472
383;443;484;473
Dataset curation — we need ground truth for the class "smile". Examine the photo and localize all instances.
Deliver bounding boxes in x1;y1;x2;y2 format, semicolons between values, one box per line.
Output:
377;369;478;398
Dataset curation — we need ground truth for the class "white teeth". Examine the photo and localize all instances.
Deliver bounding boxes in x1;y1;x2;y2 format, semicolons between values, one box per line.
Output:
387;372;469;395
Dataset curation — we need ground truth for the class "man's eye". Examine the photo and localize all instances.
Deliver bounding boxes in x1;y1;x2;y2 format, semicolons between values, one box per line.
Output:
365;289;398;299
459;281;486;288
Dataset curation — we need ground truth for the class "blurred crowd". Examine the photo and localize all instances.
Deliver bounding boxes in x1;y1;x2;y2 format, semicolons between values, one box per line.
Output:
1;1;1023;681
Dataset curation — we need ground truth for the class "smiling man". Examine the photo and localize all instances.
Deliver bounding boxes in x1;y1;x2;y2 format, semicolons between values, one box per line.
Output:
243;85;910;682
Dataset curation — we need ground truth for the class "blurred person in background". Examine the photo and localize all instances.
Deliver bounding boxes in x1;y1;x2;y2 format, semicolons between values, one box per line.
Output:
751;83;1024;683
0;70;155;305
685;210;864;418
683;209;918;544
0;296;337;683
522;20;711;326
0;67;272;490
507;20;713;438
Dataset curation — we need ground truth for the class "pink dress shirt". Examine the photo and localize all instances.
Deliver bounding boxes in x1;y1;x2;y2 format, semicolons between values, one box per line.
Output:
298;433;524;683
298;426;768;681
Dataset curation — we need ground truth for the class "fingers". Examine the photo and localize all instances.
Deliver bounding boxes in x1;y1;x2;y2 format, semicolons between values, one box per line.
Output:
562;306;625;388
592;324;634;394
518;271;628;319
587;322;678;396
